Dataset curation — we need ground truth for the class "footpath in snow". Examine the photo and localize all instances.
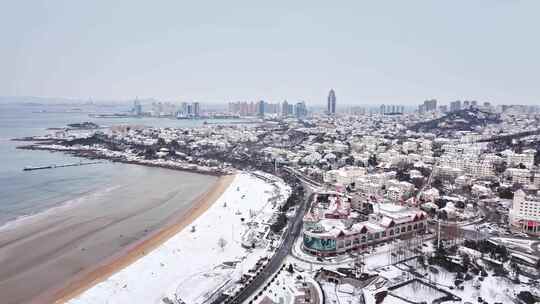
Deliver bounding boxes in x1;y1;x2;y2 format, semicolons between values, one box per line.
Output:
69;171;291;304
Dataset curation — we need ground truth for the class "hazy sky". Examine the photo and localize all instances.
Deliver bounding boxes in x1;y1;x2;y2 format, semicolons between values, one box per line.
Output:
2;1;539;105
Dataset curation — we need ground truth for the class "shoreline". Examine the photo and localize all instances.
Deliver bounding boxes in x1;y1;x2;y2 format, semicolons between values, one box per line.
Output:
32;173;236;304
62;172;291;304
16;144;230;177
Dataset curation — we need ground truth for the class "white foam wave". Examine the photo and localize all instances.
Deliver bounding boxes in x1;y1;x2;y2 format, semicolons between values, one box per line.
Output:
0;184;123;232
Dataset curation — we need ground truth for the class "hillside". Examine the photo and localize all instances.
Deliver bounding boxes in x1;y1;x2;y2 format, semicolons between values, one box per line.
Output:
409;108;501;134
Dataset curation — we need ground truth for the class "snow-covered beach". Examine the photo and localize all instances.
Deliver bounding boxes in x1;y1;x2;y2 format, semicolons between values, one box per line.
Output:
66;171;291;304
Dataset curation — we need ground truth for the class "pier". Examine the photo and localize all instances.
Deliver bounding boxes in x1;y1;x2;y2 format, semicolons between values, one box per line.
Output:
23;161;102;171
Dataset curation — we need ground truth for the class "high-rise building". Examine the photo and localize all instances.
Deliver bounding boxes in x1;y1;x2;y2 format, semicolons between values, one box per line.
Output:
295;101;307;118
450;100;461;112
132;99;142;116
327;89;336;115
379;104;404;115
176;102;201;118
281;100;289;116
193;102;200;117
439;105;448;113
419;99;437;113
258;100;265;117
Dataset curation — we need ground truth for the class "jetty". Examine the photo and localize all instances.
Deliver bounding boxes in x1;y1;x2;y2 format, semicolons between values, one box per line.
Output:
23;161;102;171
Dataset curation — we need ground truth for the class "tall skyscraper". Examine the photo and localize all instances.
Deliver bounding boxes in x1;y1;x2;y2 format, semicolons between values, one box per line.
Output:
327;89;336;115
281;100;289;117
193;102;200;117
132;99;142;116
258;100;265;117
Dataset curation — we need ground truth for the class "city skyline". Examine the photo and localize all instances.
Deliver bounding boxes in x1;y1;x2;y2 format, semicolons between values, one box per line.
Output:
2;1;540;105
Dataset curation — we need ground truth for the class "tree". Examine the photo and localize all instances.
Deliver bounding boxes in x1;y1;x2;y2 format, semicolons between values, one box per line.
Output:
510;262;521;278
169;140;180;150
271;213;288;233
417;255;426;268
461;253;471;271
411;177;424;189
517;291;538;304
287;264;294;273
432;178;443;190
435;243;447;259
218;237;227;250
493;161;507;175
497;187;514;199
437;210;448;221
144;147;156;159
374;291;388;304
156;137;166;147
368;154;378;167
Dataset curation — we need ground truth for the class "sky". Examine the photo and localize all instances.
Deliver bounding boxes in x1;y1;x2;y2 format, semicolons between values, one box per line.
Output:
1;1;539;105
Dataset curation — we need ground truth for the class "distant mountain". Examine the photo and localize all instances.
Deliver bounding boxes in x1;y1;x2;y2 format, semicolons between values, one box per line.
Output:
409;108;501;134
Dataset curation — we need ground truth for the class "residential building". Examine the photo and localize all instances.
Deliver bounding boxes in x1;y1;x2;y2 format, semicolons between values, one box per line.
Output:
510;190;540;235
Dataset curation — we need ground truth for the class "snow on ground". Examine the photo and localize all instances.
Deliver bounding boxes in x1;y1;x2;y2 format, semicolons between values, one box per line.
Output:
491;236;537;254
359;238;538;304
423;265;520;303
320;281;362;304
245;264;323;304
391;280;446;303
368;262;524;304
70;172;290;304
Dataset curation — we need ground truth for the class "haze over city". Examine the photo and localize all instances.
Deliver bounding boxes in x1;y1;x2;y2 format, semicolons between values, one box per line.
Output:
2;1;540;105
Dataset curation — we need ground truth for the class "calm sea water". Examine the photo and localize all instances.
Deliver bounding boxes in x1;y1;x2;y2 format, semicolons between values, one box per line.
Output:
0;103;234;226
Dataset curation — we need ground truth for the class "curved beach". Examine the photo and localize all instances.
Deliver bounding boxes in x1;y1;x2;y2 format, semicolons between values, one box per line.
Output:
49;174;235;304
0;166;228;304
66;172;291;304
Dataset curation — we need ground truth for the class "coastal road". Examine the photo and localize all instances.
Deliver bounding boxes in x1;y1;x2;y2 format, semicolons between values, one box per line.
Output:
226;181;312;304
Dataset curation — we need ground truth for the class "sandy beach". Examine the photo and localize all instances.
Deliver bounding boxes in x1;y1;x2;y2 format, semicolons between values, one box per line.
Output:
67;172;291;304
0;166;226;304
50;174;234;304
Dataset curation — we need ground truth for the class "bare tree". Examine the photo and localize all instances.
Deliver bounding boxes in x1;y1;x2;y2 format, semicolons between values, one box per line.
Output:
218;237;227;250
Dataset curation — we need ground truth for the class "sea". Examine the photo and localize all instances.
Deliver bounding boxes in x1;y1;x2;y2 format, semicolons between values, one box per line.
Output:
0;102;237;227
